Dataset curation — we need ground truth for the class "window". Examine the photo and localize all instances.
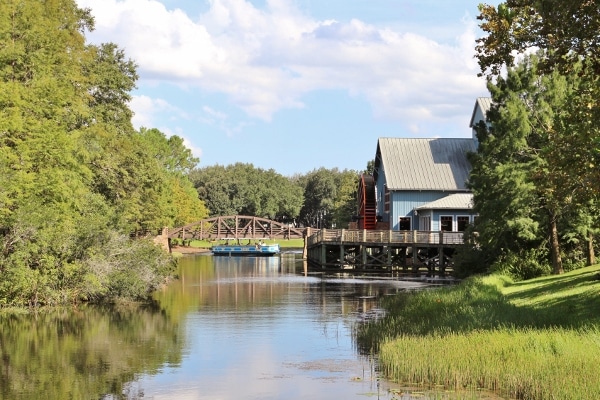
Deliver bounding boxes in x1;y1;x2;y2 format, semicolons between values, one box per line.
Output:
457;216;470;231
420;216;431;231
384;186;390;212
440;216;453;231
399;217;411;230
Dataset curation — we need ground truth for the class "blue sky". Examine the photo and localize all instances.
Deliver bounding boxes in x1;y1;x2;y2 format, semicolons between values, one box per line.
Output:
76;0;498;176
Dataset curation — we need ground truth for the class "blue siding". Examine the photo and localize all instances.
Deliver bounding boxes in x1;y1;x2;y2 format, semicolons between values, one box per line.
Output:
380;190;476;231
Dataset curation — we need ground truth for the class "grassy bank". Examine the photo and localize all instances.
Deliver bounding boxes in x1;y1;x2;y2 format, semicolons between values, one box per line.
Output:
173;238;304;249
357;265;600;399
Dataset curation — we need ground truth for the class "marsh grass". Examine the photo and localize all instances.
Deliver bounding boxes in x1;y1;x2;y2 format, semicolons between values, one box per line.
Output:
357;265;600;399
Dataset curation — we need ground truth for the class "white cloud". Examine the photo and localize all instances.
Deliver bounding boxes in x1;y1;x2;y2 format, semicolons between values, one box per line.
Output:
79;0;485;128
128;95;202;159
129;95;187;128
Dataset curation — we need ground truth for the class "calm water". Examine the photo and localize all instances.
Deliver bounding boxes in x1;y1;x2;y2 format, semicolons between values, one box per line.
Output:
0;253;499;399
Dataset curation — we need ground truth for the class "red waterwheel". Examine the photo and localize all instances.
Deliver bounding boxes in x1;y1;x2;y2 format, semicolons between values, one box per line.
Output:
357;174;377;230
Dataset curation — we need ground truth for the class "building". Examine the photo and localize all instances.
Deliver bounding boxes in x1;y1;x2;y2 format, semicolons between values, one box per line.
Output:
359;97;491;234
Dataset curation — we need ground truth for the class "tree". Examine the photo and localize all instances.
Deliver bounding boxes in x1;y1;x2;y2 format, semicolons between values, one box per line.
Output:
297;168;338;228
476;1;600;270
468;54;595;276
138;127;208;227
331;170;359;229
0;1;183;306
476;1;600;78
190;163;303;221
476;1;600;202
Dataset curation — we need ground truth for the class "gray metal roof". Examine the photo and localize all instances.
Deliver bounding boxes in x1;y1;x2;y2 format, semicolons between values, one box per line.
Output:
469;97;492;127
416;193;473;210
376;137;476;191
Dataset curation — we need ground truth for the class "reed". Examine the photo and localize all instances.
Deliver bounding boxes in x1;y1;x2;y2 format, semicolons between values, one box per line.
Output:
379;328;600;399
356;265;600;399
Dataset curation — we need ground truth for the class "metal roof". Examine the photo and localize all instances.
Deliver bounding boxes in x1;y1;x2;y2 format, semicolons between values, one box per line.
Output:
469;97;492;127
376;137;476;191
416;193;473;210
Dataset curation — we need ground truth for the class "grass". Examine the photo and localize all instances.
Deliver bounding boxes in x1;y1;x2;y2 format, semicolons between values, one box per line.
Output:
356;265;600;399
172;238;305;249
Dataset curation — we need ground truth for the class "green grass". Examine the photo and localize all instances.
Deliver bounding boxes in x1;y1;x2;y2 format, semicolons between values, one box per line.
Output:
357;265;600;399
172;238;305;249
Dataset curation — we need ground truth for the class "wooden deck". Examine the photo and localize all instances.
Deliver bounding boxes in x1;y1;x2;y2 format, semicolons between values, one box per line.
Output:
306;228;464;273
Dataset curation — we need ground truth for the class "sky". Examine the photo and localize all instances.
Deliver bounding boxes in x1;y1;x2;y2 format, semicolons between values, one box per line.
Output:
75;0;499;176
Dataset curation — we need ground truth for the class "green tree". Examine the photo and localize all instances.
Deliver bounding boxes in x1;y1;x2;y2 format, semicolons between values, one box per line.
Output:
0;1;182;306
138;127;208;227
476;1;600;270
331;170;359;229
190;163;302;220
298;168;337;228
468;54;593;277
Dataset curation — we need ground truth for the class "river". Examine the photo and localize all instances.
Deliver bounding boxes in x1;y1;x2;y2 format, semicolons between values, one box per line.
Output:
0;252;499;399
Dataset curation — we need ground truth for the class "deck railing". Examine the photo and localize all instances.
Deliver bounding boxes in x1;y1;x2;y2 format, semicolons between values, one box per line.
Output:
307;228;465;246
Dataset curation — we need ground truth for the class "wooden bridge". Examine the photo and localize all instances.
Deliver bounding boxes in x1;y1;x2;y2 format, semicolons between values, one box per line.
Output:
168;215;306;241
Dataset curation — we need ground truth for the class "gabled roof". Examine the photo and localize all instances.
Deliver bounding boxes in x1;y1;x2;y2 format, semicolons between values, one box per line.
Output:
469;97;492;127
374;137;476;191
416;193;473;210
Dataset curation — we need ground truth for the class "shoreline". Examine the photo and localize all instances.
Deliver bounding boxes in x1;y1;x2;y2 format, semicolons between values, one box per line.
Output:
171;246;211;254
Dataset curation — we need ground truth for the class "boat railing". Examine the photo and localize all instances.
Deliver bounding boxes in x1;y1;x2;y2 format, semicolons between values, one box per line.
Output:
307;228;465;246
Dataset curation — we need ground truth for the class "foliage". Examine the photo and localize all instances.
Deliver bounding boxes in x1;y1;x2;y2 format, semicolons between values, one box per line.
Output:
0;1;202;307
476;1;600;78
296;167;358;228
475;1;600;276
467;53;600;277
190;163;303;221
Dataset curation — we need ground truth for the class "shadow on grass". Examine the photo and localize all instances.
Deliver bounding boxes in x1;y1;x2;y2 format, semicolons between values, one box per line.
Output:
503;267;600;328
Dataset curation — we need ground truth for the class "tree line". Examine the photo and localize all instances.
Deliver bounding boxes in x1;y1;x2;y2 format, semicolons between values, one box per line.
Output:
189;164;361;230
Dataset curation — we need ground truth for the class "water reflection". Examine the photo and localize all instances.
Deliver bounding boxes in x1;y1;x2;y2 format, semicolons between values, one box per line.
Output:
0;304;180;400
137;254;430;399
0;254;493;400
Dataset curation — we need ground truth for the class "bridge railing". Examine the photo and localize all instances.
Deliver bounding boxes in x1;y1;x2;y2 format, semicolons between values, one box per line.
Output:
307;229;465;246
168;215;306;240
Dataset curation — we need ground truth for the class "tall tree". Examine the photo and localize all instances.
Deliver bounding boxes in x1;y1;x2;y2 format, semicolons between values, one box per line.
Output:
331;170;359;229
476;1;600;269
0;1;181;306
469;54;592;276
298;168;337;228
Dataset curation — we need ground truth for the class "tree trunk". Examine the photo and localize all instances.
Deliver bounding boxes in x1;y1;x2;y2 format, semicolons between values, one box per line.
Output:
549;214;564;274
587;230;596;266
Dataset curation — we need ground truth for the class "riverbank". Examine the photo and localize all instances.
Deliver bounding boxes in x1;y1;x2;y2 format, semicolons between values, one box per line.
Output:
357;265;600;399
171;245;210;255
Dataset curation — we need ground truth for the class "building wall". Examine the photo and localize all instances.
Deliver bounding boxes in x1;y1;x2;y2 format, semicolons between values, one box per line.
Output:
415;209;477;231
380;191;476;231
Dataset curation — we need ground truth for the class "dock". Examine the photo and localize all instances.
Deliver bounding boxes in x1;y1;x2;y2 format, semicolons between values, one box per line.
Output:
306;228;464;274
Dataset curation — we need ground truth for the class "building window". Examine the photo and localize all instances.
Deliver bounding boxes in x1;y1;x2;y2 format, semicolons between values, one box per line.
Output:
440;216;453;231
384;187;390;212
457;216;470;231
419;216;431;231
399;217;411;230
